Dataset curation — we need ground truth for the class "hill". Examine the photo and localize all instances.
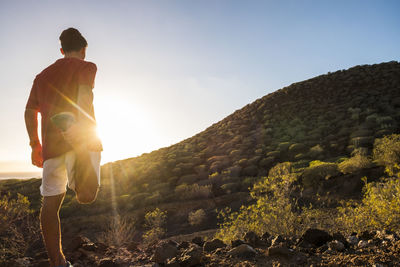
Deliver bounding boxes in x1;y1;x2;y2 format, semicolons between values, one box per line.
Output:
100;60;400;207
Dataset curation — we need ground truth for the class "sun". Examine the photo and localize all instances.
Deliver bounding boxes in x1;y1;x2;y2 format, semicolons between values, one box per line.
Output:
93;94;163;164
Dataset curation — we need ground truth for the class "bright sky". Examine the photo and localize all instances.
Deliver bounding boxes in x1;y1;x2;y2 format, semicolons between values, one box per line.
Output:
0;0;399;173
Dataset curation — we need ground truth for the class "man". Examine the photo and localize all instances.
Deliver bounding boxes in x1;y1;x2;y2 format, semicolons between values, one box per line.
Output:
24;28;103;267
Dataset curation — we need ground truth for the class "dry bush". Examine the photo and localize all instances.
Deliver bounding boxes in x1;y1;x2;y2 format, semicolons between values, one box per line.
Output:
302;162;340;188
142;208;167;245
216;163;322;242
97;215;136;248
0;193;39;261
373;134;400;176
175;183;212;200
188;209;206;226
337;177;400;234
338;153;373;174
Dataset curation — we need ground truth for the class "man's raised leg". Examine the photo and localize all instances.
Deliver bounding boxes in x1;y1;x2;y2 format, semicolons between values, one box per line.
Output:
40;193;67;267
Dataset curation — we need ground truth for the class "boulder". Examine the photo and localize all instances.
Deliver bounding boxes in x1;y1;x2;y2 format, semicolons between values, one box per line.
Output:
191;236;204;247
66;235;91;251
358;240;369;249
153;241;179;264
180;245;203;267
328;240;345;252
332;232;349;248
266;246;295;258
203;238;226;252
244;231;263;246
347;235;359;246
271;235;285;247
231;239;245;247
228;244;257;258
299;228;333;247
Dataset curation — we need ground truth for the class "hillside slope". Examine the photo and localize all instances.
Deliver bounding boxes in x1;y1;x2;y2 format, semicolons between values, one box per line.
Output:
101;61;400;203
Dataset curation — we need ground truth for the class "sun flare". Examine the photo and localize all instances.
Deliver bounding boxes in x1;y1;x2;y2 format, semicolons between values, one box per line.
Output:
94;94;162;164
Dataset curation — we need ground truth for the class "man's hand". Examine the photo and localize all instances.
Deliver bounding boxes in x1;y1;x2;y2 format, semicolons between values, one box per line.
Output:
62;123;85;148
31;144;43;168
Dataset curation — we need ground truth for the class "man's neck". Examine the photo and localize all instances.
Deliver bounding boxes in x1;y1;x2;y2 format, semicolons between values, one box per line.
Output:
64;52;83;60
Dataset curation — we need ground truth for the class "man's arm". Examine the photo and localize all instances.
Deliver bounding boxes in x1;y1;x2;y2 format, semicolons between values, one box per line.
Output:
24;108;43;167
62;85;98;148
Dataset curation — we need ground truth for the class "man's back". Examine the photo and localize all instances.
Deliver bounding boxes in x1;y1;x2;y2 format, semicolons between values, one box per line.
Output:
26;57;100;161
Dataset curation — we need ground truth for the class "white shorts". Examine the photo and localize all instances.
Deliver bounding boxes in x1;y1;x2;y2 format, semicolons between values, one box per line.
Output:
40;150;101;197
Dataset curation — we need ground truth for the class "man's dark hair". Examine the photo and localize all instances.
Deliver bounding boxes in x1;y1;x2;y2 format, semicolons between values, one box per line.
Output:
59;28;88;53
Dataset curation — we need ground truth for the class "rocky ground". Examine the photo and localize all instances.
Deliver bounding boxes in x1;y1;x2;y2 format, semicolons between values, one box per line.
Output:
7;228;400;267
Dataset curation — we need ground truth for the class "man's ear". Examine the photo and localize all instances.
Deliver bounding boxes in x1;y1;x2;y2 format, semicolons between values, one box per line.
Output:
80;47;86;59
60;48;65;55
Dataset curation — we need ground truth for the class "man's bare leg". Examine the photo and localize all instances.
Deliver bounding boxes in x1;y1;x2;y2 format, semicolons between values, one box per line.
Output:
40;193;67;267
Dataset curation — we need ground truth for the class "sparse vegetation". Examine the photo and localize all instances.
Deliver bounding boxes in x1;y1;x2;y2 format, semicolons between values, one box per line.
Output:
142;208;167;245
0;193;39;261
338;150;373;174
216;163;314;242
373;134;400;176
97;216;136;248
188;209;207;226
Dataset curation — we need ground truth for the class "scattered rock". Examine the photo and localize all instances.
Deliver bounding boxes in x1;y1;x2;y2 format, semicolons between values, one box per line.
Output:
316;244;329;253
153;241;179;264
203;238;226;252
81;241;96;251
358;240;369;249
231;239;245;247
191;236;204;247
294;252;308;265
267;246;294;258
228;244;257;258
66;235;91;251
332;232;349;248
98;258;121;267
244;231;263;246
166;257;180;267
261;231;271;240
347;235;359;246
328;240;345;252
271;235;285;247
178;241;190;250
358;230;375;240
299;228;333;247
180;245;203;266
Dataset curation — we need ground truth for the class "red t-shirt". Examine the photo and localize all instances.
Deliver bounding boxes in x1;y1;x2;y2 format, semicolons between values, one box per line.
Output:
26;57;103;161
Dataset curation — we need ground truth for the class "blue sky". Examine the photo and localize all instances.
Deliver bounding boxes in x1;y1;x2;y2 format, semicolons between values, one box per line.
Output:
0;0;399;172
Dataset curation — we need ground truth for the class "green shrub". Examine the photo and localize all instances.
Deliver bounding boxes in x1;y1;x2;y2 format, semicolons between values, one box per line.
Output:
143;208;167;245
278;142;291;152
215;163;314;242
308;144;324;158
302;162;340;188
351;136;374;148
175;184;212;200
0;194;38;261
289;143;308;154
373;134;400;176
259;157;274;167
178;174;198;185
242;165;258;176
266;151;280;158
188;209;207;226
337;177;400;233
338;153;373;174
131;193;151;207
221;182;240;194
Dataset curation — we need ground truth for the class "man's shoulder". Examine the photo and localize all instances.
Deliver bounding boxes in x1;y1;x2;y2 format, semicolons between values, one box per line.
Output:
82;61;97;72
35;58;97;79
